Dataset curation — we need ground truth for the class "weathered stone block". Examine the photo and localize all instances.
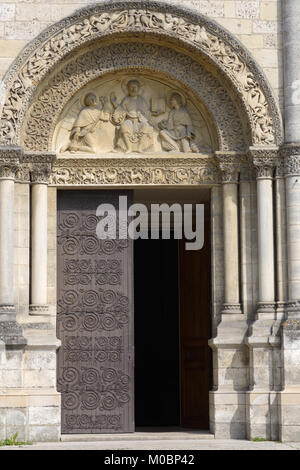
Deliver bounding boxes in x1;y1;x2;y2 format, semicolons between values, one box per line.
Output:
213;404;246;424
28;406;60;426
214;422;246;439
253;20;278;33
23;369;56;388
24;350;56;371
236;1;260;19
6;408;26;426
28;425;60;442
280;425;300;442
0;4;15;21
0;370;22;388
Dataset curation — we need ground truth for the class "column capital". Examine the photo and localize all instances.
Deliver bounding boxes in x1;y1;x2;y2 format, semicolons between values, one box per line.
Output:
279;144;300;176
23;152;56;184
249;146;279;179
0;146;23;180
215;152;244;183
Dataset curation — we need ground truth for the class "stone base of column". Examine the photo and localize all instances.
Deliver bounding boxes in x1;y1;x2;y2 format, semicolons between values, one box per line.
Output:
286;301;300;318
0;388;61;442
276;301;287;320
0;322;61;442
209;315;249;439
246;391;279;441
29;304;49;315
221;303;242;315
209;391;246;439
256;301;276;320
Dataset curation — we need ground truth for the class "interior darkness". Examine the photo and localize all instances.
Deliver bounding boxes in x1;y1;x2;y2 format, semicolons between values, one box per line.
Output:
134;238;180;427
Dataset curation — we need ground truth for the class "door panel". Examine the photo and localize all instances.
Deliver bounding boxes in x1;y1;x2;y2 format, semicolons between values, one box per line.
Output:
179;206;211;428
57;190;134;434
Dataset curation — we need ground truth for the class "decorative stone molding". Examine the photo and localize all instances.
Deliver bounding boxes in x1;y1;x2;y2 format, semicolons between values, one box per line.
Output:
0;1;282;149
256;302;277;314
0;146;22;180
29;304;49;314
249;146;279;179
50;155;220;186
284;155;300;177
282;318;300;330
23;152;57;184
0;320;27;347
22;43;246;153
0;146;23;161
0;164;19;180
215;152;247;184
280;144;300;177
276;301;286;315
222;303;242;314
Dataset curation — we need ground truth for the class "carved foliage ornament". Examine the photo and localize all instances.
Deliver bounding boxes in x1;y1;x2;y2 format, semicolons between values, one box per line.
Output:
0;1;282;148
250;148;279;179
50;157;220;185
23;43;245;152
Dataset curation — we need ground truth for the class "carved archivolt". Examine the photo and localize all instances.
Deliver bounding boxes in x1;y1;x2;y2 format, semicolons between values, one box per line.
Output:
0;0;282;149
22;43;246;152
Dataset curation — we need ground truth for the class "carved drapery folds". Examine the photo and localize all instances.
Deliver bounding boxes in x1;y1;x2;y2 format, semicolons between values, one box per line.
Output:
53;75;213;155
0;1;282;152
22;44;245;153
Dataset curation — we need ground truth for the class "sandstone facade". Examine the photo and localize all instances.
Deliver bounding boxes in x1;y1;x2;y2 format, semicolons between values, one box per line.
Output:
0;0;299;443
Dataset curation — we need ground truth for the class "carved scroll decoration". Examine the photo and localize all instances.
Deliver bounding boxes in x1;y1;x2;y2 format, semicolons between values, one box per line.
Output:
0;2;282;149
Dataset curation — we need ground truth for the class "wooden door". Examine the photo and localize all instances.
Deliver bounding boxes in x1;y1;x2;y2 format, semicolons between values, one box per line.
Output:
57;190;134;434
179;206;211;428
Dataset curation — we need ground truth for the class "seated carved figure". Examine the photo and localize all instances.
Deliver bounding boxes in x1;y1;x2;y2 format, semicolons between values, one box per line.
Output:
111;79;154;153
60;93;110;154
158;93;199;153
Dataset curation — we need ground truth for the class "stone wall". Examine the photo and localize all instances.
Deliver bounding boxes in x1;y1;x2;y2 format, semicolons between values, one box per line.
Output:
0;0;283;106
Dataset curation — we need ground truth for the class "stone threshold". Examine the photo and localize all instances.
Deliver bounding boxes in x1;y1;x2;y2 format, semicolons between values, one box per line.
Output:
61;428;214;442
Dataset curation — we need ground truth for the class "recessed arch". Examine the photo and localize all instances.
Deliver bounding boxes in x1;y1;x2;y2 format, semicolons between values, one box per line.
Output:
21;41;248;152
0;0;283;149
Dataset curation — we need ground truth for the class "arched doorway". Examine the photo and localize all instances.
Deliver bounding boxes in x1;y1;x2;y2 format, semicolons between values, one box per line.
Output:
0;0;283;439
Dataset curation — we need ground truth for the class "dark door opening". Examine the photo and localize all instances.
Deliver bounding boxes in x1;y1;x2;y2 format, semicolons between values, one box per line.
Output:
134;238;180;427
134;217;211;429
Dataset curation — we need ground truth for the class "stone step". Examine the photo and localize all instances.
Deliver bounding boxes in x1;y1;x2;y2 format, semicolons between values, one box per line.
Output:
61;428;214;442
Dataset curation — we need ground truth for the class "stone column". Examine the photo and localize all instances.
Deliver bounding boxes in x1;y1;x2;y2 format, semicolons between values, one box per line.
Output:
239;167;256;319
0;147;26;345
219;159;242;315
246;148;280;441
252;152;277;319
275;161;288;318
279;147;300;441
280;0;300;441
209;155;248;439
29;166;50;314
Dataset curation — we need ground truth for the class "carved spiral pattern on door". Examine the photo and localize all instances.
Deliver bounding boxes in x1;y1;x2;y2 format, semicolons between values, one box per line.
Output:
57;192;133;433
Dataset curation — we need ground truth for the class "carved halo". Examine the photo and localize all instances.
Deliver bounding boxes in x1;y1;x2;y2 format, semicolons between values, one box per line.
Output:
120;76;146;95
167;90;187;107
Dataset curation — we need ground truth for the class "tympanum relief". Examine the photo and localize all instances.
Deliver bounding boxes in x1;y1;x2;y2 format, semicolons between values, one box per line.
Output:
54;76;212;155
